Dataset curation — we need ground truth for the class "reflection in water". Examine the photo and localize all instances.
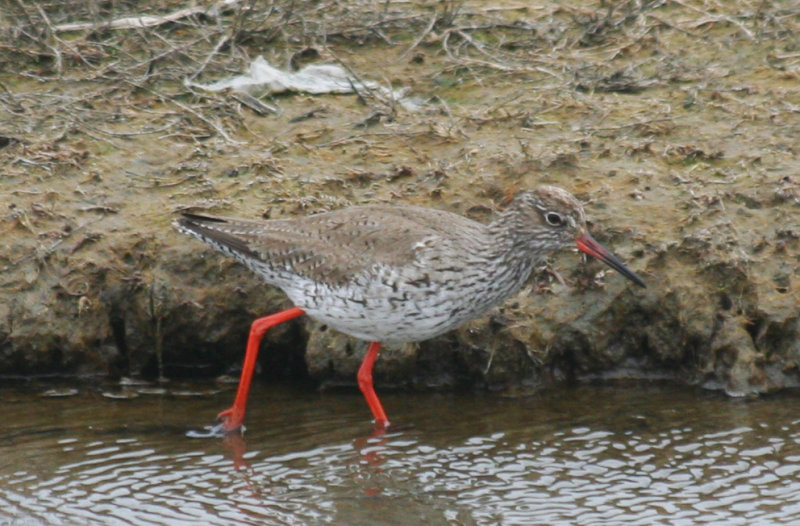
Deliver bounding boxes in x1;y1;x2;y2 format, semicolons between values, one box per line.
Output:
1;380;800;524
219;419;390;474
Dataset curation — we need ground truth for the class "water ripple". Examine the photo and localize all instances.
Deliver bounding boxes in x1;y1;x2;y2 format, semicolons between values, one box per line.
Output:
2;383;800;524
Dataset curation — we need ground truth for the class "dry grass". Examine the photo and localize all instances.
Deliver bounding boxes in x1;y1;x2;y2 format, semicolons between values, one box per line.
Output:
1;0;794;148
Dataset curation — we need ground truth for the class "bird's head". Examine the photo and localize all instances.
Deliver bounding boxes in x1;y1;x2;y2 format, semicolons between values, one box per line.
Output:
506;186;646;287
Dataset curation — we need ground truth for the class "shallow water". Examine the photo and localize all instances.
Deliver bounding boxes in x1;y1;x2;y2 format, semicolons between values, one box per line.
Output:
1;379;800;525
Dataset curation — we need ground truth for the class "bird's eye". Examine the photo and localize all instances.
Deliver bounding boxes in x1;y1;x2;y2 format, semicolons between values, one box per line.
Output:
545;212;564;226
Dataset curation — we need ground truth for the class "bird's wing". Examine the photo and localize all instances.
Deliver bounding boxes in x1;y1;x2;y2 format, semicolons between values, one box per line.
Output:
175;205;486;285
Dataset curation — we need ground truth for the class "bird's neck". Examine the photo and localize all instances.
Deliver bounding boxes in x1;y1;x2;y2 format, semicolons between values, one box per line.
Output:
487;206;548;261
480;209;546;298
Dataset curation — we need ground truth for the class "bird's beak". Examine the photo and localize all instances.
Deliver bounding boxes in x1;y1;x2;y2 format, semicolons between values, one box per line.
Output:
576;232;646;288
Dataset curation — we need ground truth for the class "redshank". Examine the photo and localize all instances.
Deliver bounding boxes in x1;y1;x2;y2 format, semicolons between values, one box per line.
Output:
175;186;645;432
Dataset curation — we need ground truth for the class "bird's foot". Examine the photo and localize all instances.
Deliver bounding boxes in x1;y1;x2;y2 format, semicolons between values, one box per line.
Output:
184;408;245;438
216;407;245;435
372;419;390;437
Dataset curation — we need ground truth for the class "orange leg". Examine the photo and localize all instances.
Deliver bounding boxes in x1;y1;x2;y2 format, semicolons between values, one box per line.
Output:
218;307;305;433
357;341;389;428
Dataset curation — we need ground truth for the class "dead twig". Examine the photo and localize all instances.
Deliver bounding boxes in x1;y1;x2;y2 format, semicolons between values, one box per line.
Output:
187;32;231;82
670;0;755;41
321;43;397;114
52;0;242;33
587;116;675;133
398;10;438;60
126;81;244;144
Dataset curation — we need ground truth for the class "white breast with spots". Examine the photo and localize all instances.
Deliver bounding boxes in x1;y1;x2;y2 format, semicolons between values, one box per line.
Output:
280;257;531;344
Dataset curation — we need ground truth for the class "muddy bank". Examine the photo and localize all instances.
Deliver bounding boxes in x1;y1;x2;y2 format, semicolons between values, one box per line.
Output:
1;0;799;396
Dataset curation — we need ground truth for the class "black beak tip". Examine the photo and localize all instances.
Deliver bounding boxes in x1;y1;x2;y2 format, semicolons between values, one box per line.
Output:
576;234;646;289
